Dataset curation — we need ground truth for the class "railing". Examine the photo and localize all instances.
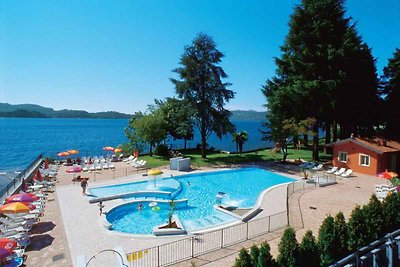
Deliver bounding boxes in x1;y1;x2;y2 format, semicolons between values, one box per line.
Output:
331;228;400;267
126;211;288;267
0;154;43;203
125;180;316;267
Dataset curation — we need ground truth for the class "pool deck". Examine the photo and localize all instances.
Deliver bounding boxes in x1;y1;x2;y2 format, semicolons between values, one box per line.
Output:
23;161;384;266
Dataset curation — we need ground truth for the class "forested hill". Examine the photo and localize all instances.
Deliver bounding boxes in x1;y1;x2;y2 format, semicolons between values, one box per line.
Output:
0;103;131;119
230;110;267;122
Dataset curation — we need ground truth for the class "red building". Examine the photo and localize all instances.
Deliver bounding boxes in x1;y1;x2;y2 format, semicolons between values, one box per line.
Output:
331;137;400;176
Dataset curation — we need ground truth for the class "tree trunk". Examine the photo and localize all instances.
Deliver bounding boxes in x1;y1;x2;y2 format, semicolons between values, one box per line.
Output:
239;142;243;154
201;123;207;159
312;122;319;161
303;134;309;147
184;139;187;150
149;144;153;156
282;141;288;162
325;123;331;145
332;121;338;142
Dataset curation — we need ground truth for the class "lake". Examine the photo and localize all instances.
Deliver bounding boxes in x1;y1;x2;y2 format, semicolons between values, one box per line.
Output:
0;118;271;175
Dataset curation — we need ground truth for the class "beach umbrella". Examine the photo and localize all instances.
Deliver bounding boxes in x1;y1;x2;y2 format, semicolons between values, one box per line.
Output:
377;170;398;180
0;202;35;213
57;151;70;157
103;146;115;151
0;238;18;252
66;166;82;173
114;148;123;153
0;248;12;260
6;192;40;203
33;169;43;182
67;150;79;155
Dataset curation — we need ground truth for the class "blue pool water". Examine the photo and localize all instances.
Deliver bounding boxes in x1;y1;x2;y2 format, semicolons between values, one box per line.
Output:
100;168;295;234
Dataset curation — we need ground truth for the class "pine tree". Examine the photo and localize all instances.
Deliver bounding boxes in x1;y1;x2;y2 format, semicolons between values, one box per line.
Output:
298;230;320;267
381;48;400;138
277;227;299;267
171;33;235;158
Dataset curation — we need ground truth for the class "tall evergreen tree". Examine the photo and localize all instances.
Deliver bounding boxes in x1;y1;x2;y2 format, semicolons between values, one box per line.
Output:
381;48;400;138
234;248;252;267
171;33;235;158
263;0;380;159
250;244;260;266
364;195;385;243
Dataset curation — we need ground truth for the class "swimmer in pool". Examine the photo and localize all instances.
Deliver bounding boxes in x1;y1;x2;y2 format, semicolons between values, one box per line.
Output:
138;203;143;211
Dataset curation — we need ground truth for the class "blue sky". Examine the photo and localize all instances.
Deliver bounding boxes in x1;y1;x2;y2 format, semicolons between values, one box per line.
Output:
1;0;399;114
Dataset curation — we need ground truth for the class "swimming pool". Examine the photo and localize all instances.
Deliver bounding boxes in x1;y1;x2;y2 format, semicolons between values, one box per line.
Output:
91;168;295;234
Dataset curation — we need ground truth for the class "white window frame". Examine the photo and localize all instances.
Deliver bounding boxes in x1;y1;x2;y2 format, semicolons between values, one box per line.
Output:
338;151;348;163
359;154;370;167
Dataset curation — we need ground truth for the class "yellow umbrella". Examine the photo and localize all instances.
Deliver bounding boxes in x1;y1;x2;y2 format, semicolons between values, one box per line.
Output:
0;202;32;213
67;150;79;155
114;148;123;153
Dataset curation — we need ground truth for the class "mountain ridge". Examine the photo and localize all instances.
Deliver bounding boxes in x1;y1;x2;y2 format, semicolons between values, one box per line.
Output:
0;103;267;121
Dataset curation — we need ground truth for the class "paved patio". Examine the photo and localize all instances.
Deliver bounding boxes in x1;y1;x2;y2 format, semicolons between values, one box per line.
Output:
22;160;385;267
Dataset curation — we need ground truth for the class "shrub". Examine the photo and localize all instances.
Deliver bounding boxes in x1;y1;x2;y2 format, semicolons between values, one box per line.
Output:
234;248;252;267
382;192;400;233
333;212;349;261
250;244;260;266
318;215;336;266
257;242;276;267
299;230;319;267
364;195;385;243
154;144;169;157
277;227;299;267
347;206;369;251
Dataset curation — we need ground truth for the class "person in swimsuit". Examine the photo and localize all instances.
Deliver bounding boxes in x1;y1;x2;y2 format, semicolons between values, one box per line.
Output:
80;178;88;195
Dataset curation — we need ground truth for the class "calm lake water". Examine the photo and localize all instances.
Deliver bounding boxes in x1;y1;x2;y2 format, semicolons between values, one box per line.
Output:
0;118;271;176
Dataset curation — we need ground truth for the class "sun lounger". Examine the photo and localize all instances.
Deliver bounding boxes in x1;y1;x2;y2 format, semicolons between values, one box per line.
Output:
0;224;31;234
0;217;34;228
101;162;109;169
334;168;346;176
95;163;102;170
134;160;147;169
89;164;95;171
130;159;143;167
326;166;338;174
341;169;353;177
5;213;40;221
312;164;323;171
108;162;115;169
123;155;134;162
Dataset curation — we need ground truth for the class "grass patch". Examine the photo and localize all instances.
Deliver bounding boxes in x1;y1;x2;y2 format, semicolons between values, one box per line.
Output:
139;148;332;169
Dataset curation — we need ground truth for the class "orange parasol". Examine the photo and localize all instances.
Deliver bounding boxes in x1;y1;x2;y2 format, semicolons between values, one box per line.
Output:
57;151;70;157
114;148;123;153
67;150;79;155
0;202;34;213
103;146;115;151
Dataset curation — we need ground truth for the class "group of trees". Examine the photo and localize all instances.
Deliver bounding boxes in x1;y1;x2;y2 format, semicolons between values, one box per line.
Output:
263;0;399;161
234;193;400;267
125;34;239;158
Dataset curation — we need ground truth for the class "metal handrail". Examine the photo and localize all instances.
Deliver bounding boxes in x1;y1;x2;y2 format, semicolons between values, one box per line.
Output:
86;249;128;267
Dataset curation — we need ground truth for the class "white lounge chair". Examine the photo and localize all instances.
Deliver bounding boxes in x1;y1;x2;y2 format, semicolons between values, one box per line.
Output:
108;162;115;169
334;168;346;176
326;166;338;174
0;217;35;228
341;169;353;177
123;155;134;163
101;162;109;169
89;164;95;171
312;164;323;171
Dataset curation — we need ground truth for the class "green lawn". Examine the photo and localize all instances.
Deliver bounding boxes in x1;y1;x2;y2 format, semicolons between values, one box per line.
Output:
141;148;332;169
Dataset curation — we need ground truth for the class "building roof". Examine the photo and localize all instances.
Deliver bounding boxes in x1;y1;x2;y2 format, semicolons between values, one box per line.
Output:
332;137;400;154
